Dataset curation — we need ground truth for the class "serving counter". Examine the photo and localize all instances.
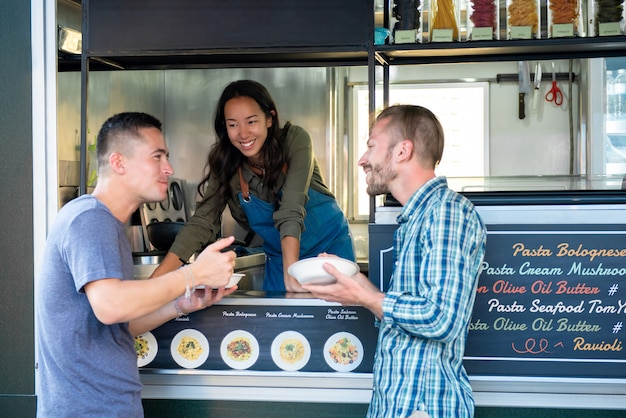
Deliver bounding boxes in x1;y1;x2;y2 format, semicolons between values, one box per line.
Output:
137;291;377;403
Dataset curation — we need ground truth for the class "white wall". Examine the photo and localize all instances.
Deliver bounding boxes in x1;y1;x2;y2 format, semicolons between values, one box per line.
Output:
347;59;582;177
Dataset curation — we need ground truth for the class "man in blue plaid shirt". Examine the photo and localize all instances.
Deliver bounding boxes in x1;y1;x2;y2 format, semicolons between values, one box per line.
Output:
304;105;487;418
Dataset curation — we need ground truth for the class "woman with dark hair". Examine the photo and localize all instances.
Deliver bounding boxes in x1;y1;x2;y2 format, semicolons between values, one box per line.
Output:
153;80;355;292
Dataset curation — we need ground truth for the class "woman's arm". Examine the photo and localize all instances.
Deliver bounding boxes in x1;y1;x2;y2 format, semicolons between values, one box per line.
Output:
273;126;316;242
281;235;305;292
149;251;183;278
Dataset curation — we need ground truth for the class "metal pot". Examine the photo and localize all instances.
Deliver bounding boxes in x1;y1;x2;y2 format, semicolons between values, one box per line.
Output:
146;221;185;251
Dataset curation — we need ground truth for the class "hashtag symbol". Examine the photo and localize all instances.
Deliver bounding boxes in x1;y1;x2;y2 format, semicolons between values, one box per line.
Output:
613;322;623;333
608;284;619;296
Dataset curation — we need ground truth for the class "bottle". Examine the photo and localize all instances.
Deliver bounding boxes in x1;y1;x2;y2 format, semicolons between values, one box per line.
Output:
607;70;615;121
614;69;626;121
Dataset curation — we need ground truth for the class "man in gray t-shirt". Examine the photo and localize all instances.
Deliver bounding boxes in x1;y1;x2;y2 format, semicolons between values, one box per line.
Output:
35;112;237;417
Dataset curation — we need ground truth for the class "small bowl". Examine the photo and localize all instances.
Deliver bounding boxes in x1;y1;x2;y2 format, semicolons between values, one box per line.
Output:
198;273;245;289
226;273;245;288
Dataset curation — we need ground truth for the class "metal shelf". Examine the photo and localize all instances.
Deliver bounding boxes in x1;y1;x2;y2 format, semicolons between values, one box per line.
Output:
60;37;626;72
374;36;626;65
60;46;371;72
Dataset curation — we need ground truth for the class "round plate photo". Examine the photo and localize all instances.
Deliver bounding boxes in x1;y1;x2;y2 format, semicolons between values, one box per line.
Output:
323;332;363;372
135;331;158;367
271;330;311;371
220;330;260;370
170;329;210;369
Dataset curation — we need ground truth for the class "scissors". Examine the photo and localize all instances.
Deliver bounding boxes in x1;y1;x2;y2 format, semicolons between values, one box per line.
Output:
545;62;563;106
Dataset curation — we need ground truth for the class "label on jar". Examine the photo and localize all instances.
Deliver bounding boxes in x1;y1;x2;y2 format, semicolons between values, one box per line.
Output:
510;25;533;39
551;23;574;37
471;27;494;41
394;29;418;44
431;28;454;42
598;22;621;36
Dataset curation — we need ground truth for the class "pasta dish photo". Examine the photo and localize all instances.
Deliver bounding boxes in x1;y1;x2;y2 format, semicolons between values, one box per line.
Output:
177;336;203;361
279;338;306;364
226;336;253;361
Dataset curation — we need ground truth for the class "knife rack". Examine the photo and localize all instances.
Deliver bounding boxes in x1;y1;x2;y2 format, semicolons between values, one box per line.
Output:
496;72;576;83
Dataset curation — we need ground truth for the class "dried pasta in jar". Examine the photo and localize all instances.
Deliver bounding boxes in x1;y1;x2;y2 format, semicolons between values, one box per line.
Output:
594;0;625;36
507;0;540;39
468;0;499;40
547;0;581;37
429;0;461;41
391;0;423;43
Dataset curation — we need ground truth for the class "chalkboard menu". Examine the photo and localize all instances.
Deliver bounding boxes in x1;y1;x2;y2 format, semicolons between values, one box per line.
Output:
370;221;626;380
464;224;626;379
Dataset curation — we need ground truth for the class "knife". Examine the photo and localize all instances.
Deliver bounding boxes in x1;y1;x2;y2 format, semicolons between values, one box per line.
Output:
531;62;542;114
518;61;531;120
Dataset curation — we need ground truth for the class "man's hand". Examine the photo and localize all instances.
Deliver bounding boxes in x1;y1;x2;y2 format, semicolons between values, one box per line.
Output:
303;262;385;319
177;285;238;314
190;236;237;289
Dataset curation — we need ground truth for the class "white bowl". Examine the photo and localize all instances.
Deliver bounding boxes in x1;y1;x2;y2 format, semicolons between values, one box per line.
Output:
288;257;359;285
226;273;245;288
198;273;245;289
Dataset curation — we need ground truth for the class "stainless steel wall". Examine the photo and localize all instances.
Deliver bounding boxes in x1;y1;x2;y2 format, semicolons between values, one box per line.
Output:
58;67;331;218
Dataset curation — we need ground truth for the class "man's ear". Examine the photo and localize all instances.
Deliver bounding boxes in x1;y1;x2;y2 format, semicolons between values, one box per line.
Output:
395;139;414;163
110;152;126;173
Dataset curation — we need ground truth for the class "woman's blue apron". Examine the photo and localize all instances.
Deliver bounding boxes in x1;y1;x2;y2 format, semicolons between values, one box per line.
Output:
238;167;354;291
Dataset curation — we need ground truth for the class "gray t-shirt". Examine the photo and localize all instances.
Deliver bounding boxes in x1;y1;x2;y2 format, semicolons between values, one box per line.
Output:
36;194;143;417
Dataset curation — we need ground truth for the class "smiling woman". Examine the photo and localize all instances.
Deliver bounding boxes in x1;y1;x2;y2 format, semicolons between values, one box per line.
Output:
150;80;356;293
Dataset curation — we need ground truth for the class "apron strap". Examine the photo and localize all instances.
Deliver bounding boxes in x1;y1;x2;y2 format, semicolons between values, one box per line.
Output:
238;167;250;201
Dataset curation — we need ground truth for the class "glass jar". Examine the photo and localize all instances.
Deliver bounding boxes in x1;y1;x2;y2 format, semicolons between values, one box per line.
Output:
506;0;540;39
390;0;424;43
428;0;462;42
467;0;499;40
594;0;625;36
547;0;584;38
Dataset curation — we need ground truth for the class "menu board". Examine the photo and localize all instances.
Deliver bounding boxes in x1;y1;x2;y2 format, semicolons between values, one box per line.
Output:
140;300;377;373
464;224;626;378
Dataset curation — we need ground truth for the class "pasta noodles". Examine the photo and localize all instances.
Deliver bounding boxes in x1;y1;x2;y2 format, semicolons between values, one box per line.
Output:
508;0;539;33
430;0;460;38
226;337;252;361
134;336;149;360
279;338;306;364
177;336;203;361
328;337;359;366
549;0;578;25
595;0;624;24
470;0;497;30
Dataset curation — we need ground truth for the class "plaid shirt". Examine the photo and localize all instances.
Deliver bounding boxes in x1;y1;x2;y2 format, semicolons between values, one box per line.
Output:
368;177;487;418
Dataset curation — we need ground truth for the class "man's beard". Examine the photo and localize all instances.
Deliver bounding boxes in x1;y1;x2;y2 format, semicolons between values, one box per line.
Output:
366;162;397;196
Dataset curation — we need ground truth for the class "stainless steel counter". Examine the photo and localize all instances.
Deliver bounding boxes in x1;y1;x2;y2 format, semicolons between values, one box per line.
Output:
133;252;266;286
